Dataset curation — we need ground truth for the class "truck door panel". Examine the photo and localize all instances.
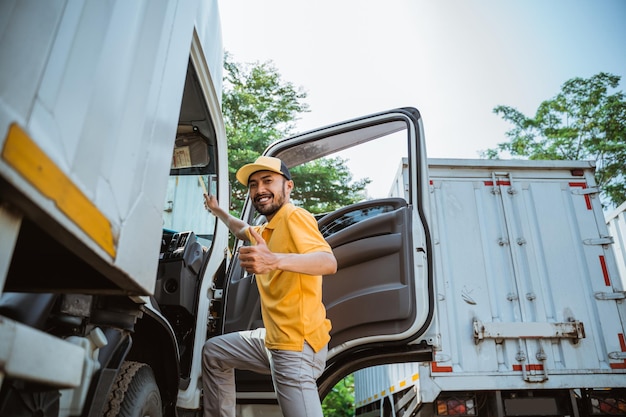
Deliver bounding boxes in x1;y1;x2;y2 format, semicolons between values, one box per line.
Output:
223;254;263;334
222;198;415;348
318;198;415;348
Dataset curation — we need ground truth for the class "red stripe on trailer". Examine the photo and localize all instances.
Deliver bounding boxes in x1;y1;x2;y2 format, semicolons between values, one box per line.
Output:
512;364;544;371
569;182;591;210
431;362;453;372
483;180;511;186
599;255;611;286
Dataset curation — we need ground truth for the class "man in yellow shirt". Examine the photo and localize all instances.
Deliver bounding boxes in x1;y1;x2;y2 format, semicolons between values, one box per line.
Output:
202;156;337;417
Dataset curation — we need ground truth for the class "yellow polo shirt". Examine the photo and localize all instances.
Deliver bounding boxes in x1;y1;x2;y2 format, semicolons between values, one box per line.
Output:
247;203;333;352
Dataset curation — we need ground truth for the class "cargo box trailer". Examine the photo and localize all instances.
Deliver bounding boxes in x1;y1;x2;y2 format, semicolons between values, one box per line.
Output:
354;158;626;416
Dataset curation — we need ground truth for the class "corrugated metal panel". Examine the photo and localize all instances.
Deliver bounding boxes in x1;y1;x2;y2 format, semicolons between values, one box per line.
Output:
354;362;421;408
0;0;209;294
358;161;626;408
425;162;626;396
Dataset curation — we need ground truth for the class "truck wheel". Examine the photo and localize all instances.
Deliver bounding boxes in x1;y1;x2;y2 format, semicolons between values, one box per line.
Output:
103;361;162;417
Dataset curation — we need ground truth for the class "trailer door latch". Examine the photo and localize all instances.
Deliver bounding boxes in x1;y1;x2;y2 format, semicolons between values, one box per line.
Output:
473;320;585;344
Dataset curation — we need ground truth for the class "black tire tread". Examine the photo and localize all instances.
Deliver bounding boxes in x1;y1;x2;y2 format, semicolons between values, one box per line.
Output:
102;361;162;417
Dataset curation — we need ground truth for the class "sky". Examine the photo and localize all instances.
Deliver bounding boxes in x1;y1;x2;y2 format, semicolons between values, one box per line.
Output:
216;0;626;160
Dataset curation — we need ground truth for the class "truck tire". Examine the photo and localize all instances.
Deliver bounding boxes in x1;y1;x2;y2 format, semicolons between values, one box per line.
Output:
103;361;162;417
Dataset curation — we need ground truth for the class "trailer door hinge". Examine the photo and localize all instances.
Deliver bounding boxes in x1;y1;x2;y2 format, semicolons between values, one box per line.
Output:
594;291;626;300
570;186;599;196
608;351;626;360
583;236;614;246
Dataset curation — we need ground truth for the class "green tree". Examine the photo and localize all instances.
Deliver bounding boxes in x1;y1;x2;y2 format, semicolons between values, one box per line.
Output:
322;374;354;417
483;72;626;208
222;54;370;215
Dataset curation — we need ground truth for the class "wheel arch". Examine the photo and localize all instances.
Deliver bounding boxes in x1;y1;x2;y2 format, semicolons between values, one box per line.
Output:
127;306;181;415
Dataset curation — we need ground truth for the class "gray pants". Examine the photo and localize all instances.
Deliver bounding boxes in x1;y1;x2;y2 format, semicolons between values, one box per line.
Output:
202;328;327;417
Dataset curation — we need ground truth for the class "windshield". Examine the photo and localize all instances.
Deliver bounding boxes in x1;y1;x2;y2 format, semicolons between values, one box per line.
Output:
163;128;218;248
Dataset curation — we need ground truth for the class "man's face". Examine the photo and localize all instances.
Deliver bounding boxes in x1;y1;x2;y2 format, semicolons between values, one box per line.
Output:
248;171;292;218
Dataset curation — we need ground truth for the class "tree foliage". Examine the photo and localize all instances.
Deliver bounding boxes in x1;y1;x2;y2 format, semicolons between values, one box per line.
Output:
483;72;626;208
222;53;308;208
222;54;370;215
322;374;354;417
290;159;370;214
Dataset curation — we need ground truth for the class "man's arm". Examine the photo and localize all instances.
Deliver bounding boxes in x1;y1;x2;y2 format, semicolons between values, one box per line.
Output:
271;251;337;276
204;193;250;241
238;228;337;276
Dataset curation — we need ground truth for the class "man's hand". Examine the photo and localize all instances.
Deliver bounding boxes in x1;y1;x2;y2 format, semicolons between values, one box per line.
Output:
238;228;277;274
203;193;219;212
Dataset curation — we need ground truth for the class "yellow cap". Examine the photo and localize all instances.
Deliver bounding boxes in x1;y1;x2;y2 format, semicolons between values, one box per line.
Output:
236;156;292;186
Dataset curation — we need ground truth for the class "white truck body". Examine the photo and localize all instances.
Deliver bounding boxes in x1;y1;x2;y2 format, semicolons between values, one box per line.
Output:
354;158;626;416
606;201;626;289
0;0;224;295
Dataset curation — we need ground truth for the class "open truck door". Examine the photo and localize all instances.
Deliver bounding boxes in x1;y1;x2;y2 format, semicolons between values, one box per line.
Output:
219;107;435;402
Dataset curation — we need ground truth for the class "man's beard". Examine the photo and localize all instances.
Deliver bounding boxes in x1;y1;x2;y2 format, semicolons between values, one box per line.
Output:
252;186;286;217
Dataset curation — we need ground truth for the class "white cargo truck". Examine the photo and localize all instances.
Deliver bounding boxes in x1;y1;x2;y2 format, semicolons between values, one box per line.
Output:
354;158;626;416
2;3;625;417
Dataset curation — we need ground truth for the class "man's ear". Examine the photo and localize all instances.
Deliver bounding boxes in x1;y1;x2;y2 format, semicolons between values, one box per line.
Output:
285;179;294;193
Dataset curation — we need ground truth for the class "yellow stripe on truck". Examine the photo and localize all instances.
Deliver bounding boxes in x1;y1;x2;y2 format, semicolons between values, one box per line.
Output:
2;123;117;258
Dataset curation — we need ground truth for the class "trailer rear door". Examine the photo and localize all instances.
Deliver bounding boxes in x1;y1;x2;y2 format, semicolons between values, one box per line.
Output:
422;159;626;399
